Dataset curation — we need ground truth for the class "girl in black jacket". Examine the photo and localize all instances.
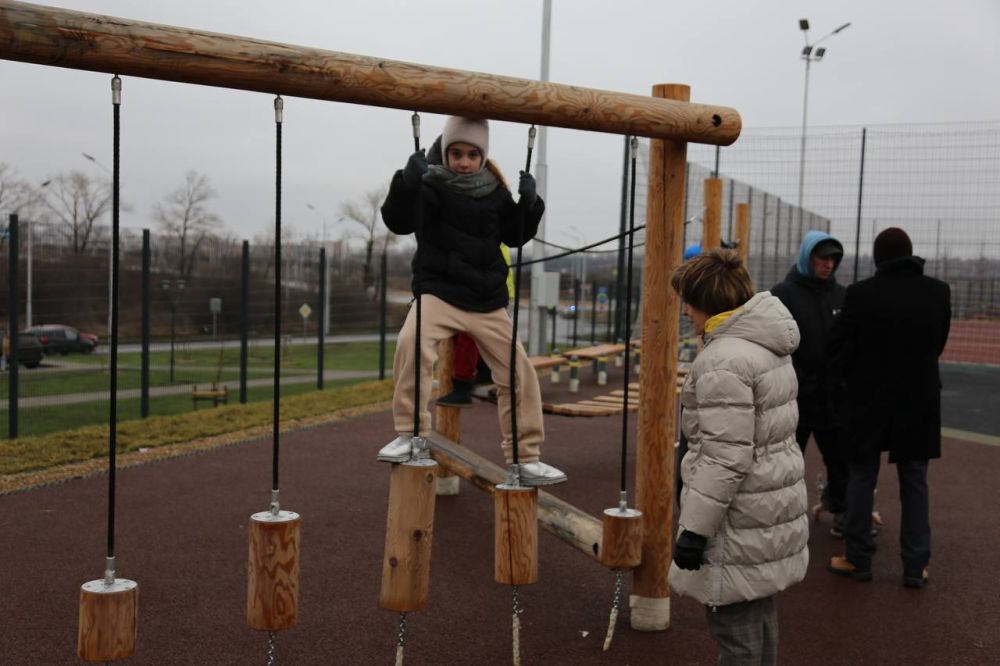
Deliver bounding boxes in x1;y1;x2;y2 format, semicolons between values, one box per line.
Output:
377;116;566;486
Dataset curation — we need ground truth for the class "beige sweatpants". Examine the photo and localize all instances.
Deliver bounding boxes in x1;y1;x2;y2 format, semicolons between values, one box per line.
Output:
392;294;544;464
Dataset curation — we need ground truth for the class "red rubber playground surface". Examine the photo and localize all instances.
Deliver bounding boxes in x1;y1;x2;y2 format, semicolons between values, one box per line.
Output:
1;367;998;664
942;319;1000;365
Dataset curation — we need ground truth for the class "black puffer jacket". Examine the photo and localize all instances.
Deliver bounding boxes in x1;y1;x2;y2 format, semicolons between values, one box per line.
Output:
771;267;846;428
381;168;543;312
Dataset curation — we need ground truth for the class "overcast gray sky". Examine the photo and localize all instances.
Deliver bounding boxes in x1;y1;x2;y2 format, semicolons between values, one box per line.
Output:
3;0;999;248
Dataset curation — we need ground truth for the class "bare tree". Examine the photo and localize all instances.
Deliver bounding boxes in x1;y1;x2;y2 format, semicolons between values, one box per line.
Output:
154;171;222;282
0;163;38;216
338;185;389;289
38;170;111;254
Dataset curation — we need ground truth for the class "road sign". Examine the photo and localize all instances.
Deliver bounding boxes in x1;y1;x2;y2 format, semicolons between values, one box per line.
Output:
299;303;312;319
209;297;222;314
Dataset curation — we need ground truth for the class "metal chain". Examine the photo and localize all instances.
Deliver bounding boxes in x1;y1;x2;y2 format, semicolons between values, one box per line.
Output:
603;570;624;651
396;611;408;649
511;585;523;666
267;630;277;666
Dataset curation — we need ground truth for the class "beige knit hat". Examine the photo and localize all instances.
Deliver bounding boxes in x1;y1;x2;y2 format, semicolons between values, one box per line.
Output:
441;116;489;163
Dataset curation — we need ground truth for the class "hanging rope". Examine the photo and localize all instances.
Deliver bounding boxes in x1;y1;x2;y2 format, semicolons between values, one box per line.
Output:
507;124;535;471
603;136;640;652
619;136;639;496
411;112;423;444
520;226;645;266
271;95;284;516
532;234;644;255
106;74;122;579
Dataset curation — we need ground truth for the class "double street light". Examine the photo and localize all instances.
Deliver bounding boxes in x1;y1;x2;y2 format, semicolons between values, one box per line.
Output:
797;19;851;220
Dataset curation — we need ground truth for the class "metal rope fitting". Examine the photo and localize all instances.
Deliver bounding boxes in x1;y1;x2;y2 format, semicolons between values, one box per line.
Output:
527;125;537;149
111;75;122;105
103;556;116;586
410;436;429;461
411;112;420;138
505;463;522;487
270;488;280;516
274;95;283;124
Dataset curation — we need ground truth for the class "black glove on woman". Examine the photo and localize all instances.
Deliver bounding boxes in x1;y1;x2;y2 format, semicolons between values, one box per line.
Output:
673;530;708;571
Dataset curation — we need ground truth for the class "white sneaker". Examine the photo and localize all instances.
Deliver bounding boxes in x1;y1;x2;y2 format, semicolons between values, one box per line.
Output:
377;435;412;463
519;461;567;486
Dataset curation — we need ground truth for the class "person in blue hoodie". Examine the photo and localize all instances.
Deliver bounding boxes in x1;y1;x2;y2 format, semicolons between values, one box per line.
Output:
771;230;849;535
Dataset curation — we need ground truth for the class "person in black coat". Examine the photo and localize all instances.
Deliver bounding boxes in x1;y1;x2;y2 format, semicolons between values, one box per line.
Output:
771;230;849;534
827;227;951;588
377;116;566;486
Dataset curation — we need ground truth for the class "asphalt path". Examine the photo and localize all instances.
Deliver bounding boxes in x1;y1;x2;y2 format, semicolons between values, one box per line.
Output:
1;362;998;664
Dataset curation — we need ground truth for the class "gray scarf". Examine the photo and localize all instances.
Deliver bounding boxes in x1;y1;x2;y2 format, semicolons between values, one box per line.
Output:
424;164;500;199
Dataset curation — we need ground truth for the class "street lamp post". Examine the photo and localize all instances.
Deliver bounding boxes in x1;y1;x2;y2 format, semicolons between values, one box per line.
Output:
82;152;115;344
306;203;333;335
161;279;186;383
797;19;851;224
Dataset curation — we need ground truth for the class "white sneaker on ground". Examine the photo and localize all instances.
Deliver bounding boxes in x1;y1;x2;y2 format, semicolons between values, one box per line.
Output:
518;461;568;486
377;435;413;463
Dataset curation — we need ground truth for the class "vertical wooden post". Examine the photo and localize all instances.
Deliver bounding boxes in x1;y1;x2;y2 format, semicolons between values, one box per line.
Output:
435;337;460;496
632;83;688;631
735;203;751;265
703;178;723;250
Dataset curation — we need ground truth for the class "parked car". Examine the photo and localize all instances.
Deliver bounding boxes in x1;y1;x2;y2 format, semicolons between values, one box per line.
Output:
24;324;99;355
1;330;44;369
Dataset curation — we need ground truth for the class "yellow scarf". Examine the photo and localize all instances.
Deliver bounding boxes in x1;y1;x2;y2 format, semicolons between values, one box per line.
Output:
704;308;739;334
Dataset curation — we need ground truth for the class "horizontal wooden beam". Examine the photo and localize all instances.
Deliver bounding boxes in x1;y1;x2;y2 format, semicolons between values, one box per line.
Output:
426;433;603;564
0;1;740;145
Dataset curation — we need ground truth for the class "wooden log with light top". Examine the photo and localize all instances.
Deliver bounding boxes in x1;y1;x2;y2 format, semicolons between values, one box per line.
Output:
379;458;438;612
247;509;301;631
77;568;137;662
494;484;539;586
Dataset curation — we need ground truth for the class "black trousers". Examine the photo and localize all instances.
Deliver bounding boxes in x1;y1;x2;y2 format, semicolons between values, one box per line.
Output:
845;452;930;572
796;426;849;514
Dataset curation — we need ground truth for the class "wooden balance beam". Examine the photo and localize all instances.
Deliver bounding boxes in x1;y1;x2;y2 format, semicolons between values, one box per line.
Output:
426;433;603;563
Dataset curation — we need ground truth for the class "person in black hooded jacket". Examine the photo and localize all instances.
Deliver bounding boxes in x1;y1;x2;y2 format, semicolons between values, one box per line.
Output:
771;230;849;534
376;116;566;486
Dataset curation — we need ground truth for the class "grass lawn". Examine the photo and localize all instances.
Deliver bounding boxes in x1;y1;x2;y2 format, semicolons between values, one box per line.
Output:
3;340;395;398
0;378;394;476
3;377;368;439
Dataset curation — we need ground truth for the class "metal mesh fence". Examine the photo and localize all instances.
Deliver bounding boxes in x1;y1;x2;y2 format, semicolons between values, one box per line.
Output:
3;121;998;438
1;222;407;438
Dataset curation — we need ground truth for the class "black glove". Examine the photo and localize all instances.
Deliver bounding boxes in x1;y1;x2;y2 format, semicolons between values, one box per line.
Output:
518;171;537;205
403;149;428;186
673;530;707;571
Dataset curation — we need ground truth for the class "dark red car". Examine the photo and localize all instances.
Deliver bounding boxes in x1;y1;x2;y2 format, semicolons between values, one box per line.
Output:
24;324;99;355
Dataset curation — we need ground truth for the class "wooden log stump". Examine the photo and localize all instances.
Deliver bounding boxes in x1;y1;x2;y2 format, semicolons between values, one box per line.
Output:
78;578;138;662
494;485;539;585
247;510;301;631
601;508;643;570
379;459;438;612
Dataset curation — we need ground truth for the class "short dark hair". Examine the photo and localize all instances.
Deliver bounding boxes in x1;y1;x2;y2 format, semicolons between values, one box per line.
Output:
671;248;754;316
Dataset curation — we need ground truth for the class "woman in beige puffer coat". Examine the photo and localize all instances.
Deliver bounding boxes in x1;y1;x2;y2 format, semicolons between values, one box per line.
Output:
669;249;809;665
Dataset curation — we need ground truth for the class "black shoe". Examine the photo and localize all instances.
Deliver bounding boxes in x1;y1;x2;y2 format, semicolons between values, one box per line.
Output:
903;568;929;589
436;379;474;408
830;513;845;538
